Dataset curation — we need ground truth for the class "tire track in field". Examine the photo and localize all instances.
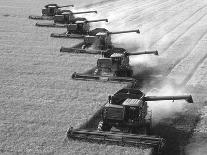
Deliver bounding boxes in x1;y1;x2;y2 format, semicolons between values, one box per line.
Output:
167;34;207;86
127;0;185;25
180;39;207;155
113;0;194;42
119;0;185;28
155;14;207;76
150;6;207;54
89;0;172;23
90;0;186;30
91;0;170;13
186;57;207;88
143;9;207;153
84;0;119;8
148;3;207;50
137;0;195;32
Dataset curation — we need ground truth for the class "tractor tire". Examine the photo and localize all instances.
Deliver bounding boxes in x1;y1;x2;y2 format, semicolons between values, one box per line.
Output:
81;45;86;49
97;121;111;131
127;70;133;77
145;122;151;135
45;4;58;8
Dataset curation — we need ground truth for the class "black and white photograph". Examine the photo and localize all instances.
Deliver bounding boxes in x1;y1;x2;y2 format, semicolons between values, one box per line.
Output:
0;0;207;154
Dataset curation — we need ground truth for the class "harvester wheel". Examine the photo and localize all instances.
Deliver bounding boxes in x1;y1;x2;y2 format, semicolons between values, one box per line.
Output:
127;70;133;77
82;45;86;49
97;121;111;131
146;122;151;135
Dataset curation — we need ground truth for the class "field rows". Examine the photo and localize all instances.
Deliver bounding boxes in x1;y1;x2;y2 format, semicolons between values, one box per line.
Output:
1;0;207;154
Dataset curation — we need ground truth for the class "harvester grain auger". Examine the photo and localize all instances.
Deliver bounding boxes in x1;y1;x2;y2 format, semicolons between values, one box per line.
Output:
71;50;158;83
50;19;108;38
67;88;193;154
60;29;140;54
29;4;74;20
35;10;97;28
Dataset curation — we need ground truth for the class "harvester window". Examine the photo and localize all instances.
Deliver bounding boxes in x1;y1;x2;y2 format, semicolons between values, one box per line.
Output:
77;23;84;31
49;8;55;15
125;106;140;122
111;96;126;105
112;57;121;65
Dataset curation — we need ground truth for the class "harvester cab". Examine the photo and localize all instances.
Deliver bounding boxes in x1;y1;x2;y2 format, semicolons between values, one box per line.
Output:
54;10;97;24
82;32;110;50
29;4;74;20
42;4;74;16
98;88;151;133
54;12;75;24
67;88;193;153
66;19;108;35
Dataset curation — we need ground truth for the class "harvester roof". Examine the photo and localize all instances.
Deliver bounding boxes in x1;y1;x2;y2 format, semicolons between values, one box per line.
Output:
122;98;142;107
62;12;70;15
96;32;107;36
110;53;124;58
110;88;144;105
114;88;144;98
75;20;85;24
48;6;57;8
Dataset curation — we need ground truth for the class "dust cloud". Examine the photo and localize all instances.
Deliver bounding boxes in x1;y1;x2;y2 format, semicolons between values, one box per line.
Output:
146;82;188;125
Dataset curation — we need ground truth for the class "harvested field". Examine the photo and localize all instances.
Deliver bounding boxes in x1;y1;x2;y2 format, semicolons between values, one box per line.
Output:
1;0;207;154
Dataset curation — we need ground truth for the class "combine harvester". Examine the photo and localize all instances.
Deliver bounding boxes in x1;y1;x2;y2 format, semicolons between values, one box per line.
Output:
68;88;193;154
50;19;109;39
35;10;97;28
71;50;158;83
60;29;140;54
29;4;74;20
